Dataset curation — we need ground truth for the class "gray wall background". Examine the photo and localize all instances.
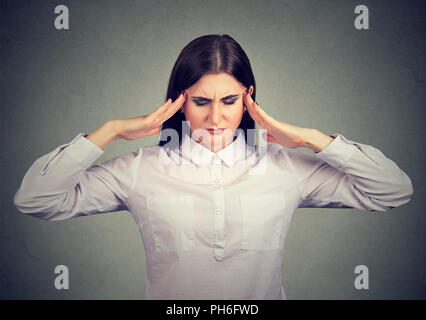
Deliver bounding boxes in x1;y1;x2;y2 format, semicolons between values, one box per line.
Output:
1;0;425;299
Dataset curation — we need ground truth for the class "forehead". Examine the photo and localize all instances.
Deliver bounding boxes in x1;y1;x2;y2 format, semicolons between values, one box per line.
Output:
188;73;244;96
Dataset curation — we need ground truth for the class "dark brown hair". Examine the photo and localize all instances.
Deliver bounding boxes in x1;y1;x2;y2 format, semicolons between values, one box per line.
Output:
158;34;256;147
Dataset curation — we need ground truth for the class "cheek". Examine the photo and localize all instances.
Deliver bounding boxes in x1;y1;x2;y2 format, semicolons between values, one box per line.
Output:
185;106;204;126
228;106;244;125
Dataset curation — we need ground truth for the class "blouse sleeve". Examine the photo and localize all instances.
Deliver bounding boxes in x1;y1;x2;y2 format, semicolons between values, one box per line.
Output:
286;133;414;211
13;133;142;221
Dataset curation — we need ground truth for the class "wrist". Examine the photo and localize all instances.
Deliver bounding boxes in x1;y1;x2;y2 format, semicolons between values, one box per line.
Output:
302;128;334;153
86;121;120;150
108;120;122;140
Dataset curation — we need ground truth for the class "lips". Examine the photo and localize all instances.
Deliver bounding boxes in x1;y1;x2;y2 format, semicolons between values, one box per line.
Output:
206;128;225;134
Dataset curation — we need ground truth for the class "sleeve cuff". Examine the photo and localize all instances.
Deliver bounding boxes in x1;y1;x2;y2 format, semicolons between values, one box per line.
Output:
314;133;357;169
63;132;105;168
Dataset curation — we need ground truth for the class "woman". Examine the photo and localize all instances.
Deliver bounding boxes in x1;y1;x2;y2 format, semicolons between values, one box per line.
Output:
13;34;414;300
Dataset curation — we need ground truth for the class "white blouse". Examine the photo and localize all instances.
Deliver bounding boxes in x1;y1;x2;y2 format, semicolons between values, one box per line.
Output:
13;130;413;299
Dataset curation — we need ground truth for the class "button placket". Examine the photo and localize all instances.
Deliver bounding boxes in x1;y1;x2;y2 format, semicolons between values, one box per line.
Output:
211;157;225;260
213;189;225;260
211;161;222;186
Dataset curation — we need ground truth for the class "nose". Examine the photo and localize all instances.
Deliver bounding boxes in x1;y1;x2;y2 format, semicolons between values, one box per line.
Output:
208;102;222;125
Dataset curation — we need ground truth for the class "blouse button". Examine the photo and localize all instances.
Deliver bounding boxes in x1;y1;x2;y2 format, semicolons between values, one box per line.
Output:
213;178;220;184
215;208;222;215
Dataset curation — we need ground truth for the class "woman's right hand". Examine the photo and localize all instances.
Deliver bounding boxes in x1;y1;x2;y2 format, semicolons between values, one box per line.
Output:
115;92;187;141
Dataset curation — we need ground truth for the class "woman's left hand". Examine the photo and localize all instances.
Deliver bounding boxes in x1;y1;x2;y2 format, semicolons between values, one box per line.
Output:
243;88;334;152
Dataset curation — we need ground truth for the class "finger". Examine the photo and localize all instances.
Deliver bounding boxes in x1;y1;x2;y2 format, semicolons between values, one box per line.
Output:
169;91;187;112
151;97;173;118
243;91;260;115
150;92;186;123
154;92;185;115
163;91;187;118
244;92;276;128
243;91;264;125
157;93;186;124
245;91;268;117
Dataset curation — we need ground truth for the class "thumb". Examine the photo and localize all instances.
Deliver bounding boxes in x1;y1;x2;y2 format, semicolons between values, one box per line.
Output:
262;132;280;144
145;126;161;136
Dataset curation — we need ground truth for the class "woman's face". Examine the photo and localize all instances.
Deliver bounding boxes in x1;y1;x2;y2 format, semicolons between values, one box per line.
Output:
182;72;254;152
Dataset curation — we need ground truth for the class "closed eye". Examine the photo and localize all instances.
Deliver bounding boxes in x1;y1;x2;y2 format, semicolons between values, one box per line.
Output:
194;99;237;106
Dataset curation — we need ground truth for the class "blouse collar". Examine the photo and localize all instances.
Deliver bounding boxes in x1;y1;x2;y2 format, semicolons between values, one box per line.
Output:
172;130;254;167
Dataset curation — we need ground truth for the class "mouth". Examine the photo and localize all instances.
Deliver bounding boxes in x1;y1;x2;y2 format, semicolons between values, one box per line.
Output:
206;128;226;135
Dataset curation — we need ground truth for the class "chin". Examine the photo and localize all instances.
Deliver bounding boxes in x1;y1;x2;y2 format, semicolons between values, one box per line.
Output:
209;133;233;147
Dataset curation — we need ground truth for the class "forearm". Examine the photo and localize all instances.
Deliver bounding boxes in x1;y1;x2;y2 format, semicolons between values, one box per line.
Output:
302;128;335;153
86;120;120;150
14;132;105;219
297;132;413;211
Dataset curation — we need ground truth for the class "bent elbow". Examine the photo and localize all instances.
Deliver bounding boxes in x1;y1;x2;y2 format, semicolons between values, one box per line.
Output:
401;171;414;201
13;189;61;221
383;174;415;211
364;180;414;213
405;178;414;200
13;189;27;213
396;175;414;206
381;181;414;212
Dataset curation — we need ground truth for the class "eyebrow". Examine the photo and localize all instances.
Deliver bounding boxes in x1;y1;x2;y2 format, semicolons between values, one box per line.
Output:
190;94;240;101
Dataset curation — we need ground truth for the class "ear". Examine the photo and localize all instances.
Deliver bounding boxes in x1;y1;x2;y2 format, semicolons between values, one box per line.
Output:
248;85;254;96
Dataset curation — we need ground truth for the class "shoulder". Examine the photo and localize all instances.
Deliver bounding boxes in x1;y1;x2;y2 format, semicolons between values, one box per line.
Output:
265;142;321;172
265;143;291;167
94;147;143;171
108;144;163;162
140;144;162;158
